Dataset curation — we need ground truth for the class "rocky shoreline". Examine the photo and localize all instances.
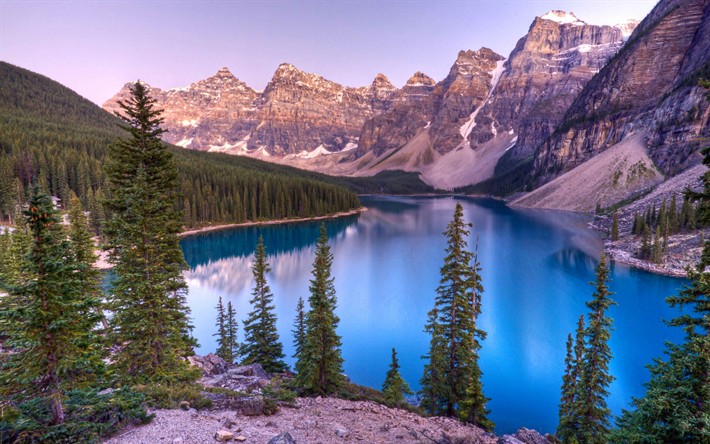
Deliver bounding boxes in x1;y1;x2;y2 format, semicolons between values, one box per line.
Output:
178;207;367;238
104;355;557;444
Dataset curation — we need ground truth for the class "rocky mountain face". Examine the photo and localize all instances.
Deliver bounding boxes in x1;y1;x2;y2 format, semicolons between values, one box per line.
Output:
103;68;260;151
473;11;639;160
103;10;640;189
105;65;399;156
532;0;710;184
356;48;507;159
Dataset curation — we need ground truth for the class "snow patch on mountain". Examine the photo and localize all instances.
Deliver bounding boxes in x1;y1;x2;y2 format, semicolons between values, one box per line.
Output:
540;11;584;25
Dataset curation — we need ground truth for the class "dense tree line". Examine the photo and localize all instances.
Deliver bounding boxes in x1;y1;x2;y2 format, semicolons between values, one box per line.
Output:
631;192;703;262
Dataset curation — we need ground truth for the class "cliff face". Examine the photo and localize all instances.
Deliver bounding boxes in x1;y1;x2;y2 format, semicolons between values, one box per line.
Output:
472;11;638;160
103;68;260;151
104;65;396;156
532;0;710;184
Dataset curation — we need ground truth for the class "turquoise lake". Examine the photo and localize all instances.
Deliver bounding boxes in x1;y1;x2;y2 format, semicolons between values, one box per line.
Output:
180;195;687;435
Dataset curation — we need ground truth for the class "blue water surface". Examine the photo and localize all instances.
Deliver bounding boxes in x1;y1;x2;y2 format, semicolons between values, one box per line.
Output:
180;196;687;435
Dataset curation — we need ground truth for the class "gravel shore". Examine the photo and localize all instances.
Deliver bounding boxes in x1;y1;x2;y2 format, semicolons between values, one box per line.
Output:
103;397;495;444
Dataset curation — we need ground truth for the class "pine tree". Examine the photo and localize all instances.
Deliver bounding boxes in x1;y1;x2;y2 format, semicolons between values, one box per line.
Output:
0;185;104;425
652;225;663;264
241;236;287;372
640;225;652;259
103;81;197;382
631;212;638;235
688;201;697;231
576;254;617;443
595;202;602;215
68;196;109;330
292;296;306;360
419;308;446;415
611;213;619;241
294;224;345;395
382;348;413;404
226;301;239;363
420;203;491;428
557;315;586;442
214;296;230;361
669;193;679;234
558;334;576;438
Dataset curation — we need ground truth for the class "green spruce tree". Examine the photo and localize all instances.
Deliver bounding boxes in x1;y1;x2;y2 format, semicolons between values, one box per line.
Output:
419;308;446;415
103;81;197;382
214;296;231;361
294;224;345;395
558;315;586;442
241;236;287;372
68;197;109;330
292;296;306;360
576;254;617;443
226;301;239;363
382;348;413;404
0;186;104;424
420;203;492;428
611;213;619;241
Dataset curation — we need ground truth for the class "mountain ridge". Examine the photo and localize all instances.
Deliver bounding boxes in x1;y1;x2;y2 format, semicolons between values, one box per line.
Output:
104;10;640;190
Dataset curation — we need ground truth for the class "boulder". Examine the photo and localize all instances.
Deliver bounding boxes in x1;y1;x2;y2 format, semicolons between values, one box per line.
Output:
334;424;350;438
230;363;268;378
268;432;297;444
214;430;234;442
498;436;525;444
514;428;550;444
233;396;265;416
204;353;229;375
189;353;229;376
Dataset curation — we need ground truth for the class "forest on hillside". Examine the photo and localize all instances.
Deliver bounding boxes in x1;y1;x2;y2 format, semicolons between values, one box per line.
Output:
0;62;434;229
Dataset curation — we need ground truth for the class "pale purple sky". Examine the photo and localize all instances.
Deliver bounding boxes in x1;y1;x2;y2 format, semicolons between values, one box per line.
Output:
2;0;657;105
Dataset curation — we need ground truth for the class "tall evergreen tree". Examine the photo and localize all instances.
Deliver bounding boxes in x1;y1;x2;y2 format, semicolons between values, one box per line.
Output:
420;203;492;428
559;334;576;438
576;254;617;443
669;193;679;234
0;186;104;424
294;224;345;395
558;315;586;442
611;213;619;241
214;296;231;361
419;308;446;415
292;296;306;360
382;348;413;404
640;225;652;259
68;196;108;330
226;301;239;364
241;236;287;372
103;81;197;382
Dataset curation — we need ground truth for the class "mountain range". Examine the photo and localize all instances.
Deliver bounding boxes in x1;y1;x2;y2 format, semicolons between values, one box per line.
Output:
104;0;710;209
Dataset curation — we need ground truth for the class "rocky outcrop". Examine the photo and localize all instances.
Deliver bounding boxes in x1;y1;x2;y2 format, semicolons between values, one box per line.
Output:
187;353;230;376
357;49;505;158
533;0;710;184
202;363;273;392
474;11;638;161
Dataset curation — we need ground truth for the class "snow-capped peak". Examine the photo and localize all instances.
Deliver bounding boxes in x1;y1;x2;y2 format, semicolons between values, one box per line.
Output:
540;11;585;25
